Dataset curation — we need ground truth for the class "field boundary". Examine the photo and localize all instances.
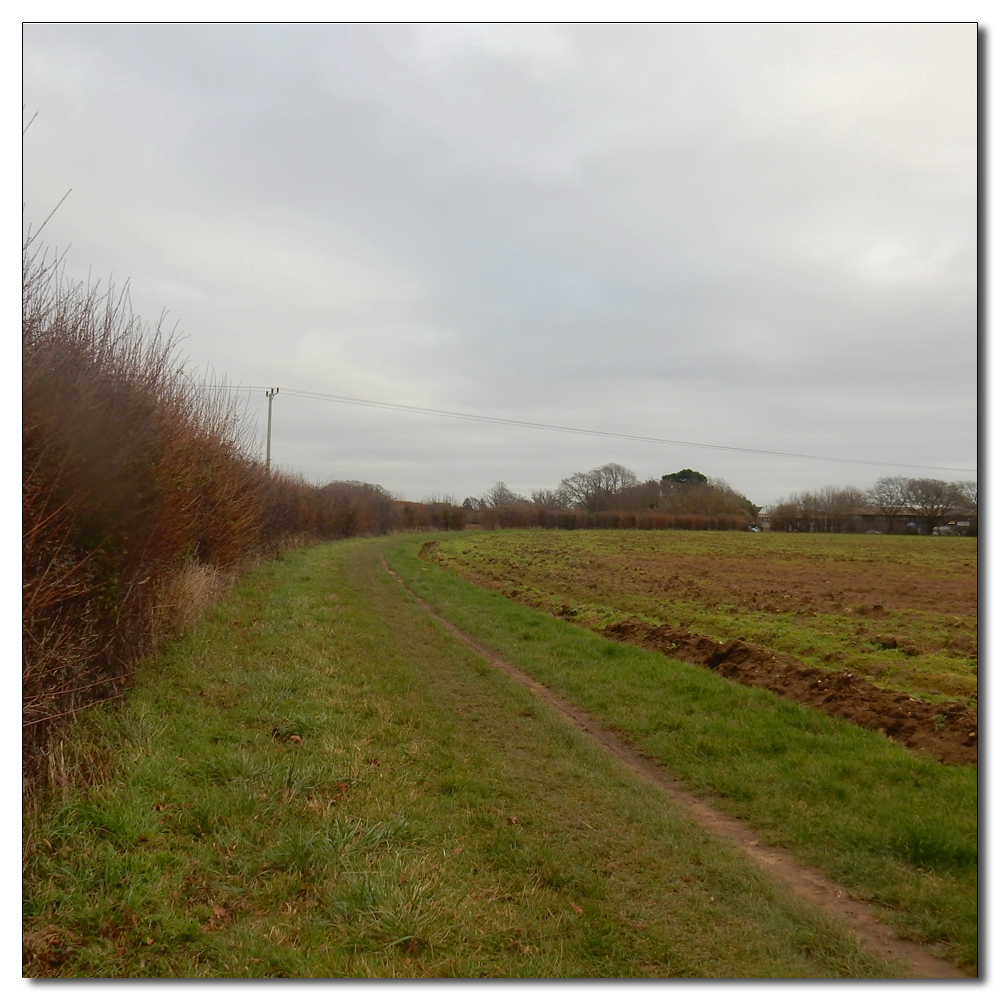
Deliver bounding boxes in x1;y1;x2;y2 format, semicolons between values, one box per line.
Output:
383;556;969;980
597;619;977;765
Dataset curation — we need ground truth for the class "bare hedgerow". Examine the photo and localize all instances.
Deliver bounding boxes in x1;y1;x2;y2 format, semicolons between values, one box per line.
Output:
22;244;246;789
23;240;471;797
23;244;440;796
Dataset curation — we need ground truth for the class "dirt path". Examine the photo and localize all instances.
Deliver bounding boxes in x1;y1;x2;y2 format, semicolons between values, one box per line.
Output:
385;560;969;980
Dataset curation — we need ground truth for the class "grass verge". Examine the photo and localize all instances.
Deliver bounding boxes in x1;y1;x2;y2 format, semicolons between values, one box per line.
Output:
385;534;977;973
25;539;908;978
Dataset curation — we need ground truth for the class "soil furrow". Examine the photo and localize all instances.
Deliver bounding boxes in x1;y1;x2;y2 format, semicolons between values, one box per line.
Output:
384;559;969;980
597;619;977;766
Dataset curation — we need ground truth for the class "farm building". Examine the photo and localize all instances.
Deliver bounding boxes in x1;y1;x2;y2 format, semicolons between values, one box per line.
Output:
758;505;977;536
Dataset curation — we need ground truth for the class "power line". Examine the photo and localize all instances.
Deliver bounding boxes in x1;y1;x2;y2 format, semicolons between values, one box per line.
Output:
200;383;977;475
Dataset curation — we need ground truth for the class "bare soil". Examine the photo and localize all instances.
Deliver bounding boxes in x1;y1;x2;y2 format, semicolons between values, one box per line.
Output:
614;551;977;621
597;618;977;766
423;533;977;766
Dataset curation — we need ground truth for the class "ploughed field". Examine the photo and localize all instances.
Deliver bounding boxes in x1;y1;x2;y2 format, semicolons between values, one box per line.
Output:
426;531;978;765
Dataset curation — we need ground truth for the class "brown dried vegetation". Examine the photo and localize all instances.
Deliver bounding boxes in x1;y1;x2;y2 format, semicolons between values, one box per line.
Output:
22;247;464;794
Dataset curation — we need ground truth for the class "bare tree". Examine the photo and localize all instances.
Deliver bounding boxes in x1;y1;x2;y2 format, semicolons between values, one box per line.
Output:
558;470;601;510
594;462;639;495
558;463;639;512
481;481;527;508
906;478;965;534
867;476;910;533
791;490;827;531
768;499;801;531
768;486;864;532
955;480;978;512
805;485;866;531
530;487;571;508
615;479;662;511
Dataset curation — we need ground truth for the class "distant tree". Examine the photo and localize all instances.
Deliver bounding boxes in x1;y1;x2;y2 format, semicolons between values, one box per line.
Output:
661;469;708;487
820;485;866;531
954;480;979;535
461;497;481;511
709;477;762;520
906;478;965;534
481;481;527;508
766;485;864;532
658;472;757;520
615;479;662;511
772;491;821;531
955;480;978;512
559;470;599;510
768;499;801;531
867;476;910;533
559;463;639;512
593;462;639;495
839;486;868;512
530;487;571;509
792;491;819;530
317;480;397;537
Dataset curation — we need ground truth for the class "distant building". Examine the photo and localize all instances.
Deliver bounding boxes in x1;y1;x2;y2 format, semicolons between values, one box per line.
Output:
762;506;977;535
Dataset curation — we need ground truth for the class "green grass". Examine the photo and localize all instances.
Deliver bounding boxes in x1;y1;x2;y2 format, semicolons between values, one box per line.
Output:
386;534;978;972
24;539;912;978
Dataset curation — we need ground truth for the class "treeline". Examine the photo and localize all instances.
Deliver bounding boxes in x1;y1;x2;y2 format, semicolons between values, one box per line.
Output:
477;508;749;531
22;248;461;789
462;464;757;528
769;477;978;534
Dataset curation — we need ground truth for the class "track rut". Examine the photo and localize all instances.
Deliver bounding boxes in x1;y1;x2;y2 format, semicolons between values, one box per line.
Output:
385;558;970;980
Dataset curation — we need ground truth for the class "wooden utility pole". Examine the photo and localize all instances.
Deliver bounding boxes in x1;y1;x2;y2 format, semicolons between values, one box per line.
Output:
265;388;279;471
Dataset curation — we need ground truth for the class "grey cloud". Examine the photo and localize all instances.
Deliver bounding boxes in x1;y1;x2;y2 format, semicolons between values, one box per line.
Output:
23;23;976;505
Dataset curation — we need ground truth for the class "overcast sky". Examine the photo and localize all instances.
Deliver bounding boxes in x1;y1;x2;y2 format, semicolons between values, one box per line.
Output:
22;22;977;506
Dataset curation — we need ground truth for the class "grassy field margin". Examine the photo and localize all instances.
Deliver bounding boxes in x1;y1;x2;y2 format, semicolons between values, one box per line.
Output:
24;538;911;978
384;534;977;972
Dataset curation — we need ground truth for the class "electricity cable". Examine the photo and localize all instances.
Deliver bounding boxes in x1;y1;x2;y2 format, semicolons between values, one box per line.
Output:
198;383;976;475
